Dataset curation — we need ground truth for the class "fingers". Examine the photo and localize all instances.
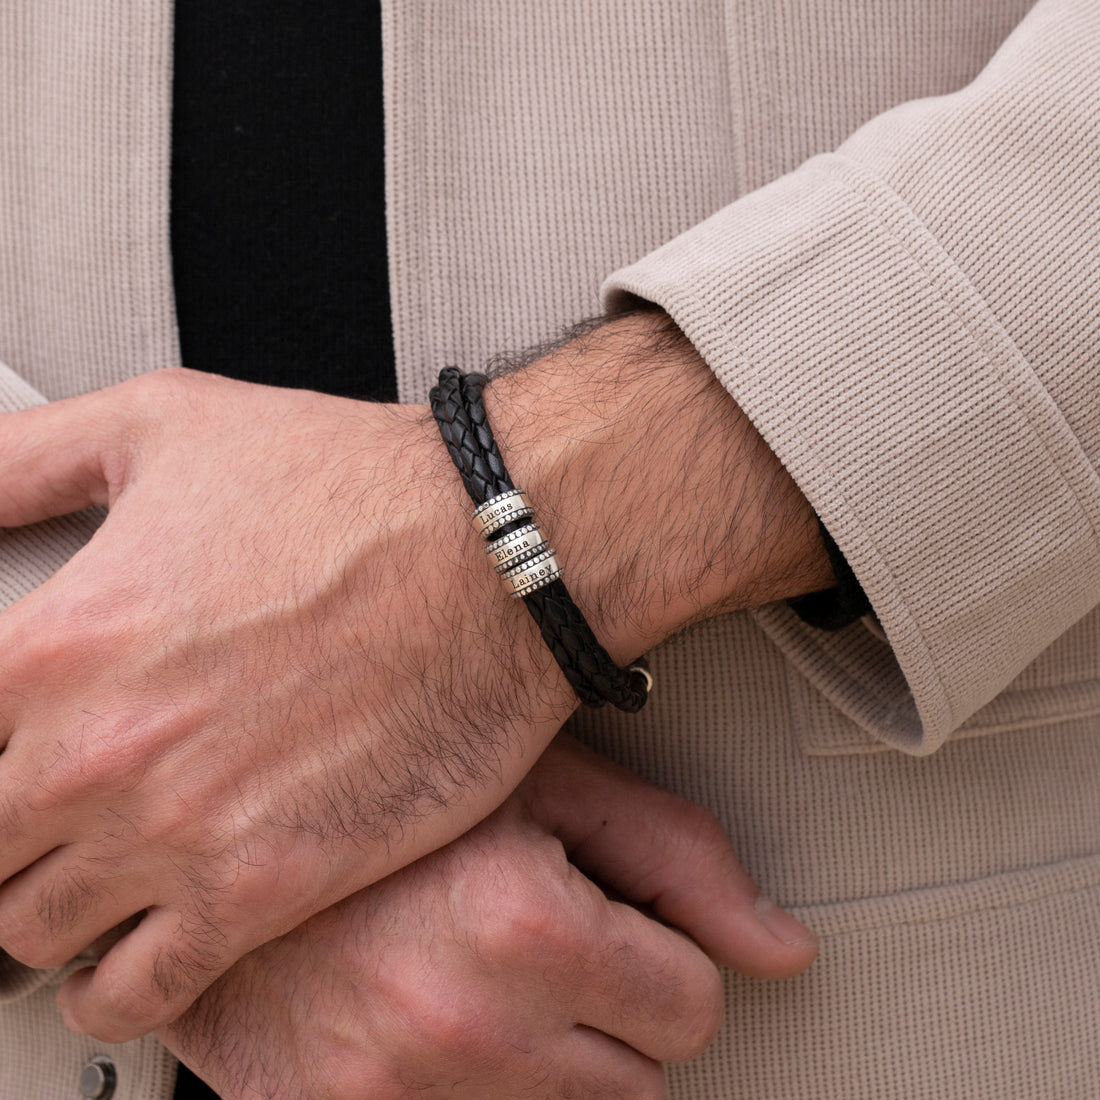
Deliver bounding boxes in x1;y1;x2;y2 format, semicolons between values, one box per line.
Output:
0;755;79;886
462;816;724;1065
528;735;818;979
56;905;249;1042
0;716;138;888
0;848;143;970
567;886;725;1062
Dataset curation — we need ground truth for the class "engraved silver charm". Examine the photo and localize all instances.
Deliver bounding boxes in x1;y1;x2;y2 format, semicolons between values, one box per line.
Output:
501;547;562;598
473;489;535;539
486;523;547;573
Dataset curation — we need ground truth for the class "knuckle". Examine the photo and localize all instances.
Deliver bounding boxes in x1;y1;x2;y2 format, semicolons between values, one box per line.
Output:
76;706;187;806
36;869;98;940
118;368;211;441
412;989;490;1065
486;885;552;948
34;723;145;810
84;971;169;1041
369;966;509;1086
76;736;136;798
477;868;580;965
126;365;198;404
675;801;732;860
7;608;92;691
0;792;22;839
152;932;229;1006
15;734;99;814
667;960;725;1061
0;912;58;969
639;798;743;900
174;851;255;935
300;998;425;1100
28;940;80;969
225;847;315;939
88;946;219;1042
19;770;69;816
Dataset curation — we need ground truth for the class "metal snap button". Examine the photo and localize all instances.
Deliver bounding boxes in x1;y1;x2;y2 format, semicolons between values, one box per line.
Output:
79;1055;117;1099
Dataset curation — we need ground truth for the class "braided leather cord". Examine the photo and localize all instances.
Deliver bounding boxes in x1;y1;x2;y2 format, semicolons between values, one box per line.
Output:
432;368;514;504
429;367;649;712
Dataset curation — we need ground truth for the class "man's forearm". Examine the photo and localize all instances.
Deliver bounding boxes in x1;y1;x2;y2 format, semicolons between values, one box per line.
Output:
484;309;834;664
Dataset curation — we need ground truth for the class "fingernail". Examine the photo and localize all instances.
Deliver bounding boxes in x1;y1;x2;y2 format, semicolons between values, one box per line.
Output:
754;895;815;945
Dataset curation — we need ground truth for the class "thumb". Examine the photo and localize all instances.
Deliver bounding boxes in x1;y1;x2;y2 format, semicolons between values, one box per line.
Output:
525;735;817;979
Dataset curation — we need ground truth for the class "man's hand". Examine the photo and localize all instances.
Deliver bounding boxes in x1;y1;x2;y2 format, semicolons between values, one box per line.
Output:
159;736;816;1100
0;367;576;1039
0;313;831;1041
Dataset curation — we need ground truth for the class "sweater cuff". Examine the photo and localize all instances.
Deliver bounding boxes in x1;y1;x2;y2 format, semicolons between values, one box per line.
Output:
604;154;1100;753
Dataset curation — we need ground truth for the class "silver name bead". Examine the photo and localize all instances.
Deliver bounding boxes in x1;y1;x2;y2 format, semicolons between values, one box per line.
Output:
501;547;562;598
472;489;535;539
486;523;547;573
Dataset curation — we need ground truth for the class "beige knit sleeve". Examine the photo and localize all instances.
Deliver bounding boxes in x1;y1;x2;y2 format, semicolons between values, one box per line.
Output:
604;0;1100;754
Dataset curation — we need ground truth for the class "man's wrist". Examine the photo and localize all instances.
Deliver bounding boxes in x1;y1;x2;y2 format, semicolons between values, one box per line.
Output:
481;311;834;663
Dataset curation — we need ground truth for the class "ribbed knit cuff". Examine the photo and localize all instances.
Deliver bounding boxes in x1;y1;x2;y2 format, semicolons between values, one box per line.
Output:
605;153;1100;753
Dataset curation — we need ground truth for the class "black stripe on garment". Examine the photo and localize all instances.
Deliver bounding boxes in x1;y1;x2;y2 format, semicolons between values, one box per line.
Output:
170;0;395;402
170;4;389;1099
172;1064;221;1100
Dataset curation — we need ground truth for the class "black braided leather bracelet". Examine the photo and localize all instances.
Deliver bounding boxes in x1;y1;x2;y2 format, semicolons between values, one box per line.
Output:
429;366;651;712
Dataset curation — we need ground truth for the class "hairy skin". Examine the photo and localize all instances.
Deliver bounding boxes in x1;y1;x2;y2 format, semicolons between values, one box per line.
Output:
0;311;829;1040
486;312;831;654
159;736;816;1100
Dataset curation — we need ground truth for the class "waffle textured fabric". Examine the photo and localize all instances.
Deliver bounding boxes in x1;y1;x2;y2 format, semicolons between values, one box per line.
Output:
0;1;1098;1097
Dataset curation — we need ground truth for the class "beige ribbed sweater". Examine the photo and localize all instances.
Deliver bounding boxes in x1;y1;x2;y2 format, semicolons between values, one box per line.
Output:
2;1;1099;1096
